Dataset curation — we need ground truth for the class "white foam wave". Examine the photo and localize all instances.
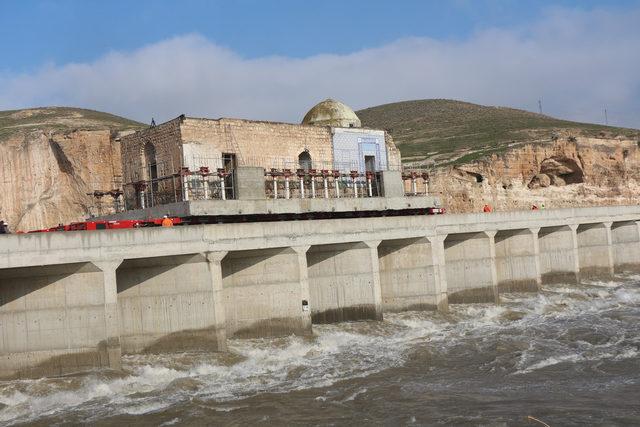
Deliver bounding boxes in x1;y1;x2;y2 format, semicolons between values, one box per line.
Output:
0;323;433;424
1;278;638;425
343;387;368;402
518;353;586;373
515;345;639;375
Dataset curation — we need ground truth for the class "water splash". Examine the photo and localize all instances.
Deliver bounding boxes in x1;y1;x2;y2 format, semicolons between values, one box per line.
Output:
1;276;638;425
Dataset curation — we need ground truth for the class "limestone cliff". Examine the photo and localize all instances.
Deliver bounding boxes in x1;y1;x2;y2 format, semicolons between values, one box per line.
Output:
0;108;143;231
429;136;640;213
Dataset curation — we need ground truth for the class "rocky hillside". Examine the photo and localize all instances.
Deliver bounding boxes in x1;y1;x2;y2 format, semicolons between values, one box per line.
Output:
358;99;640;165
358;100;640;213
426;136;640;213
0;107;144;231
2;102;640;228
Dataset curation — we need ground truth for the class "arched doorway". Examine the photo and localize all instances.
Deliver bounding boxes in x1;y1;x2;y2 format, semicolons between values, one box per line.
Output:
143;142;158;192
298;150;312;171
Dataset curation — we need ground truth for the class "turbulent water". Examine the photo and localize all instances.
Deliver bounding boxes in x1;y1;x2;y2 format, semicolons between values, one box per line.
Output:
1;277;639;426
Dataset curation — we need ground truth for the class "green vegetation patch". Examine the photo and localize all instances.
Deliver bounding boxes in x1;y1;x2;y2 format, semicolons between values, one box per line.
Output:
0;107;145;140
358;99;640;165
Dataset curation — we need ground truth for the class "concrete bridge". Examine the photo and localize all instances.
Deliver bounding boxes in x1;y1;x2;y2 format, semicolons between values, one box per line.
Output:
2;205;640;379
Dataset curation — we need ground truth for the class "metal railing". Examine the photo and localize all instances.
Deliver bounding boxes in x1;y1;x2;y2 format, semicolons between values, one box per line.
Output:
124;166;236;210
402;170;431;196
264;169;383;199
121;155;436;211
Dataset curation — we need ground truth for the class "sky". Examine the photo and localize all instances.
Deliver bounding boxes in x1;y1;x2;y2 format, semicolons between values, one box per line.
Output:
1;0;639;128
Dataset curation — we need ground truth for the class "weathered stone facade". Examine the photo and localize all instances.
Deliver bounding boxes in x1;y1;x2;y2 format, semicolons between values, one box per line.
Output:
180;117;335;170
120;111;400;208
119;115;184;182
121;118;399;176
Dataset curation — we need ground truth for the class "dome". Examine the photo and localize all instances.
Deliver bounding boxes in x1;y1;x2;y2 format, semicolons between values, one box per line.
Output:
302;99;361;128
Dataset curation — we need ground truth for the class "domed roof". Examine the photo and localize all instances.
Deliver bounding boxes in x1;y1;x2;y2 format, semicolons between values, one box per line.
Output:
302;99;361;128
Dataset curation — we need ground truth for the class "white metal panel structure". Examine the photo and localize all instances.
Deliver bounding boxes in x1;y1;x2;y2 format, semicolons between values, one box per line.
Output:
332;128;388;172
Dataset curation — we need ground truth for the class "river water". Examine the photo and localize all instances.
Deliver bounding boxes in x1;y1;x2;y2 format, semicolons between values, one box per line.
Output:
1;277;639;426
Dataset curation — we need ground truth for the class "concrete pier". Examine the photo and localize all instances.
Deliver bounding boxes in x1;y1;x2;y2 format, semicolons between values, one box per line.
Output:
538;225;580;284
116;254;225;353
378;237;441;312
576;223;614;280
611;221;640;273
221;247;310;337
494;229;540;293
0;262;120;379
306;242;383;323
3;205;640;378
444;232;498;304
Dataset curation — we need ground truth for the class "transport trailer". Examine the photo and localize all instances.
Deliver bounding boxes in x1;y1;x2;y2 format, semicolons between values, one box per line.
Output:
184;206;445;224
27;218;184;233
26;206;445;233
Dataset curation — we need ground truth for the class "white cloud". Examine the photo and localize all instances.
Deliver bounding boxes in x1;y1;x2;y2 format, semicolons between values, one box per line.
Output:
1;6;639;128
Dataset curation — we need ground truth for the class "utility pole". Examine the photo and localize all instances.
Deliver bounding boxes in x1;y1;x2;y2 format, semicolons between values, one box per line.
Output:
604;108;608;126
538;99;543;115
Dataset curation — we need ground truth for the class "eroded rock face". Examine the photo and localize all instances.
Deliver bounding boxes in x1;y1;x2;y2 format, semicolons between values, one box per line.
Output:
539;156;584;185
0;130;122;231
429;137;640;213
528;173;551;189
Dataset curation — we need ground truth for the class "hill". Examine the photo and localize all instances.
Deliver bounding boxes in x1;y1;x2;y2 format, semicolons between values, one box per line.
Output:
357;99;640;165
0;106;144;140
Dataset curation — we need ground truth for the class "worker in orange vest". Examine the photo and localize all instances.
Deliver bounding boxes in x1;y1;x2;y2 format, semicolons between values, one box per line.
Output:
482;204;492;213
161;215;174;227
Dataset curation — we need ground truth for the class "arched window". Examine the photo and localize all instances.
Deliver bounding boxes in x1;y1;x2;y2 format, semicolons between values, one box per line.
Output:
143;142;158;191
298;151;312;171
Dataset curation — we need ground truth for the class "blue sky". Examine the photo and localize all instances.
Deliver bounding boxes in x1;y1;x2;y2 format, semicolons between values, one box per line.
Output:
3;0;636;70
1;0;639;127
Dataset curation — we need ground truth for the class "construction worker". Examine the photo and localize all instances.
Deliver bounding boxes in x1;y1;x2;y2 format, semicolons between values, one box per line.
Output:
161;215;174;227
482;204;492;213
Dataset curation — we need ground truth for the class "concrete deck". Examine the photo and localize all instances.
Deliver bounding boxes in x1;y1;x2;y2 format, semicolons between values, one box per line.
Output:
97;196;442;220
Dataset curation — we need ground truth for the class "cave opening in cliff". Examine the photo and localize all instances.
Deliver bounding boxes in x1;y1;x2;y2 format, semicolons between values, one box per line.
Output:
463;170;484;183
529;156;585;188
542;156;584;185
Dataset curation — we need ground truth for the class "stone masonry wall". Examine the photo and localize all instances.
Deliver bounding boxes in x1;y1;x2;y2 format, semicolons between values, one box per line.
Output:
385;131;401;170
119;116;184;207
119;116;184;184
180;118;334;171
119;116;401;207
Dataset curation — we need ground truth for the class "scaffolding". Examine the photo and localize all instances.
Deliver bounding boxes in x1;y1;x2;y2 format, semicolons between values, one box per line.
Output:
119;149;428;211
87;172;127;217
402;169;431;196
264;168;383;199
122;155;235;210
86;189;125;217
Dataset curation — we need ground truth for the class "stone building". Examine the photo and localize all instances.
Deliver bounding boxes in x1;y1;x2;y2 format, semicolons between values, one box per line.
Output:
119;99;401;209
